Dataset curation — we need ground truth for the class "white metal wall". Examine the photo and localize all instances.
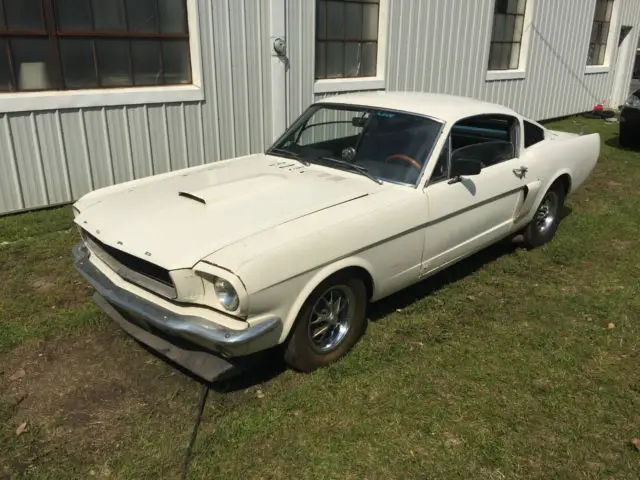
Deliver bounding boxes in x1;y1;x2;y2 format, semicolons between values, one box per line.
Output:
385;0;640;120
0;0;274;216
286;0;640;121
3;0;640;216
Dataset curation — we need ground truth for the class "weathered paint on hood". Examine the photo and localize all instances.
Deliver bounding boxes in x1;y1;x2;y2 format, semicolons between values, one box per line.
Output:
73;154;382;270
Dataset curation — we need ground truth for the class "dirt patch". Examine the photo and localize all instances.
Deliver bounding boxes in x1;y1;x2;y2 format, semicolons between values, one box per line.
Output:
30;278;56;292
0;325;201;477
611;239;632;250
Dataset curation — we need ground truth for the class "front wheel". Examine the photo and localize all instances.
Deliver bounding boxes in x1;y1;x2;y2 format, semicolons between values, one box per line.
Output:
284;273;368;372
522;182;565;249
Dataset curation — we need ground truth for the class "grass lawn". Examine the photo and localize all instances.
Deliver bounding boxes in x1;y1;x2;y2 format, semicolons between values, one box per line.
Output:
1;117;639;479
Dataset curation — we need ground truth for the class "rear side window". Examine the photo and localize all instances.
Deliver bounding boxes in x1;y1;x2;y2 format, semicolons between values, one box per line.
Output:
524;121;545;148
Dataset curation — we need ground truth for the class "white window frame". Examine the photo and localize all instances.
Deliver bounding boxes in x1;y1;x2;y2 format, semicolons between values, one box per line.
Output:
486;0;535;81
313;0;389;94
585;0;620;74
0;0;204;114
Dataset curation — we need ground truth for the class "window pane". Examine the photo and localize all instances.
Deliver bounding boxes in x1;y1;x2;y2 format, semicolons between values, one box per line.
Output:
494;0;508;14
501;43;512;69
162;40;190;84
516;0;527;14
159;0;186;33
600;23;609;43
605;0;614;21
594;0;606;22
326;41;344;77
316;2;326;40
344;42;361;77
361;41;377;76
126;0;159;33
12;38;56;90
315;42;326;78
598;44;606;65
345;3;362;39
507;0;519;14
504;14;515;41
56;0;93;31
587;43;596;65
0;39;13;90
132;40;162;85
492;14;505;42
362;4;378;40
96;39;132;86
489;43;509;70
5;0;44;30
326;2;345;40
93;0;127;31
509;43;521;69
60;39;97;88
514;15;524;40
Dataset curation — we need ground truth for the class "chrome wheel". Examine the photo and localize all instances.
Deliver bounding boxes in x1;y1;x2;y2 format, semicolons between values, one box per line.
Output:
535;190;558;234
307;285;355;353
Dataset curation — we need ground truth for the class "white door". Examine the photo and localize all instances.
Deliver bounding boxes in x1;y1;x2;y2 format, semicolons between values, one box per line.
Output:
419;113;541;278
421;159;531;276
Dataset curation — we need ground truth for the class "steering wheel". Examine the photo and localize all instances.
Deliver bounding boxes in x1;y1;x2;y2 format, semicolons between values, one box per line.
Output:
384;154;422;170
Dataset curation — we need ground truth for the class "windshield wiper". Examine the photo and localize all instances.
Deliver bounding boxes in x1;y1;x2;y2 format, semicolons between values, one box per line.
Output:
314;156;383;185
268;147;310;166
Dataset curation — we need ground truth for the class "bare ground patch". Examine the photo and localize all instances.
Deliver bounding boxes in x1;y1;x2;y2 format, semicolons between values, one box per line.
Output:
0;325;202;478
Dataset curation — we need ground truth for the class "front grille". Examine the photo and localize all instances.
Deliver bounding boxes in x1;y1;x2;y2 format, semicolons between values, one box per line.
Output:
82;230;177;299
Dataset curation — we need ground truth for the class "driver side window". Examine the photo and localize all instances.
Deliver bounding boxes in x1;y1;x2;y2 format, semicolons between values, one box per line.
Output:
446;114;519;178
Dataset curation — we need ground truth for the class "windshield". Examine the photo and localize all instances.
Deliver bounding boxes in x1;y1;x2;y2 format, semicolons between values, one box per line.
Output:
268;104;443;185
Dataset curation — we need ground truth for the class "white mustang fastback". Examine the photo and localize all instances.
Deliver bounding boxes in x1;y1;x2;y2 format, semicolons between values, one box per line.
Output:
72;92;599;380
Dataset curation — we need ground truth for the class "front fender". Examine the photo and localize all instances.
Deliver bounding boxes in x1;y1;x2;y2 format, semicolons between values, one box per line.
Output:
282;257;376;331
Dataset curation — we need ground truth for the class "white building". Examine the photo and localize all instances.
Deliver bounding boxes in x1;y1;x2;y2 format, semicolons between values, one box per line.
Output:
1;0;638;216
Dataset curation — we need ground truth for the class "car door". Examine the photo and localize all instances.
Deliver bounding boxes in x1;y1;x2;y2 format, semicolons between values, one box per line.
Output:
420;115;538;277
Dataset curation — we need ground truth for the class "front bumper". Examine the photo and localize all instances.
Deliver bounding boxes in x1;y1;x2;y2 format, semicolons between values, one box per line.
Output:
72;242;282;359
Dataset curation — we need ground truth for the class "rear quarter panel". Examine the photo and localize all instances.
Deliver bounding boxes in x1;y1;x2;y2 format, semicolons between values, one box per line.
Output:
516;132;600;226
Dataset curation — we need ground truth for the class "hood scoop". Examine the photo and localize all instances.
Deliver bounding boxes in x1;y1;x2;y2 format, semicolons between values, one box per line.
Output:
178;191;207;205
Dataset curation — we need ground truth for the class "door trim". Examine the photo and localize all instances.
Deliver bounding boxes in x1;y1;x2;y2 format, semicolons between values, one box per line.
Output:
269;0;288;143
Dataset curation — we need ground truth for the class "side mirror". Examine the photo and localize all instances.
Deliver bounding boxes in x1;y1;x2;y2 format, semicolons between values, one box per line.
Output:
449;158;482;182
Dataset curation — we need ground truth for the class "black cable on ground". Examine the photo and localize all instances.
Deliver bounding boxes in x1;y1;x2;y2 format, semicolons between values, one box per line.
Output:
181;383;210;480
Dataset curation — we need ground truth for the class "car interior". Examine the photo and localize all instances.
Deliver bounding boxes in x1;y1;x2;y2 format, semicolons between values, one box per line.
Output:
429;114;519;184
280;109;518;186
286;109;442;185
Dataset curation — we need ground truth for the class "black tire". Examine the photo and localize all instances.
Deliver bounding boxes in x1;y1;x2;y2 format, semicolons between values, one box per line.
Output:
522;182;565;249
284;273;368;372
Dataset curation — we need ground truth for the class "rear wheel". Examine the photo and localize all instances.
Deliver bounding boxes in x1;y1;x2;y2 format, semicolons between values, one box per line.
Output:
522;182;565;249
284;273;367;372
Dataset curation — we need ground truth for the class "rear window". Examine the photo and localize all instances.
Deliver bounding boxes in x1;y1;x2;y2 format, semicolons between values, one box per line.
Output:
524;121;545;148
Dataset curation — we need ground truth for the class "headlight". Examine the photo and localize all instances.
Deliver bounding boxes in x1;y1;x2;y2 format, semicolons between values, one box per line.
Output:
213;278;239;311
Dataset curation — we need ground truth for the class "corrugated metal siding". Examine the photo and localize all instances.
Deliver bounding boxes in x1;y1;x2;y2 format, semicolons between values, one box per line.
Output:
3;0;640;216
285;0;640;120
0;0;273;216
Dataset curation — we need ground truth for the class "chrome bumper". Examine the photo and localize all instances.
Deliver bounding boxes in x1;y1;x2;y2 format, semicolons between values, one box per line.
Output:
72;242;282;358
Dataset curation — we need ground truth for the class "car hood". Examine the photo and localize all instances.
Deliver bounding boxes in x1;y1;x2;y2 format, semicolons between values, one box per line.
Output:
74;154;381;270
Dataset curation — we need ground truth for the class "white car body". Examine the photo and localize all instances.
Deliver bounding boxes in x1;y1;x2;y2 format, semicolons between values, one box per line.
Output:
72;92;600;379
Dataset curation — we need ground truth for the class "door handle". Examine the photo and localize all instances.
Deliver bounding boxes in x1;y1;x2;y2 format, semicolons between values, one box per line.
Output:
513;166;528;179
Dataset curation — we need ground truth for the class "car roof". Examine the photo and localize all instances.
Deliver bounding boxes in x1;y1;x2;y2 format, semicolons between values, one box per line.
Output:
315;91;521;124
